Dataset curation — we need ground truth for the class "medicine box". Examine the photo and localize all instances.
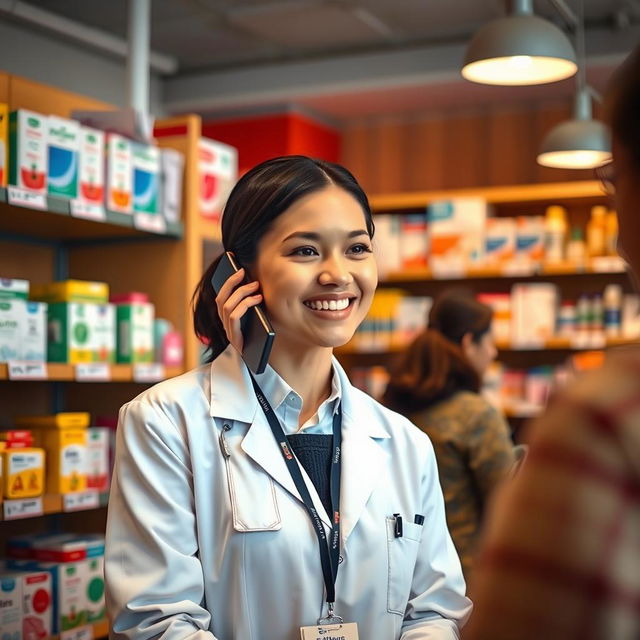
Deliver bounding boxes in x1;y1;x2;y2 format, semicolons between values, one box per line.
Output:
427;198;488;273
485;218;517;265
36;561;87;634
35;428;88;494
372;214;402;278
22;301;47;361
160;147;184;223
21;570;53;640
116;301;155;363
31;279;109;304
46;302;115;363
516;216;545;265
132;143;160;215
0;103;7;187
84;555;105;623
2;447;45;499
78;126;105;205
47;115;79;199
0;572;22;640
0;277;29;300
0;298;22;362
86;428;110;492
198;137;238;223
106;133;133;214
400;214;428;270
9;109;48;193
511;283;558;347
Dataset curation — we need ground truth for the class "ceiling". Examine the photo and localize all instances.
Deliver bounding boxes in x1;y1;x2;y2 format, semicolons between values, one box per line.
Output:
6;0;640;120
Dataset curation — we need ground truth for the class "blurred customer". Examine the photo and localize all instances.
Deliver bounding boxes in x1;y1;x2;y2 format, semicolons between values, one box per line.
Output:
466;45;640;640
383;292;515;580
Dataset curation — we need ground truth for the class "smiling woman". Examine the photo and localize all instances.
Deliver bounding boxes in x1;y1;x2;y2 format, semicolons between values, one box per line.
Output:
104;155;472;640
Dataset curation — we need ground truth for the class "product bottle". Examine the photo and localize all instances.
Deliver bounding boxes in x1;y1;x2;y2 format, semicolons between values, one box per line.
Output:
605;209;619;256
544;205;568;263
576;293;591;336
566;227;586;267
604;284;622;338
586;205;607;258
557;302;576;338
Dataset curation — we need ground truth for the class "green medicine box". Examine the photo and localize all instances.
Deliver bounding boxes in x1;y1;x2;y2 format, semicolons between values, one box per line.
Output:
116;303;154;363
47;303;115;363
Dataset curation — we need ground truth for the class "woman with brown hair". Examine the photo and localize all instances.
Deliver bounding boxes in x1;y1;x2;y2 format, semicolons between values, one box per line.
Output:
383;292;515;581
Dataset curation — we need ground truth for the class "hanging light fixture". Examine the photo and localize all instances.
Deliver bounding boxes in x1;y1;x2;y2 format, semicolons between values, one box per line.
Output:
461;0;577;85
537;0;611;169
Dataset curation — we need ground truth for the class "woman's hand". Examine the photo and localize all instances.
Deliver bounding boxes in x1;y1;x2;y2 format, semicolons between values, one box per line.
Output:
214;267;263;354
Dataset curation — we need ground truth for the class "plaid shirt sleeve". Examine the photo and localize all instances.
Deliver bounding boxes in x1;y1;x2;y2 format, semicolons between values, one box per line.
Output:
465;349;640;640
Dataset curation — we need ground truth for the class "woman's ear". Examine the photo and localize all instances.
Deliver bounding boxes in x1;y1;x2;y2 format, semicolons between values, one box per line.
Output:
461;332;474;358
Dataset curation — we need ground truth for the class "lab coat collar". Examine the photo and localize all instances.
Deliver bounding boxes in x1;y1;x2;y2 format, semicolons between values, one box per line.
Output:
209;345;391;542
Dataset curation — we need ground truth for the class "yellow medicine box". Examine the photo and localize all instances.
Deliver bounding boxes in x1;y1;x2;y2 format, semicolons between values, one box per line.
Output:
35;428;87;494
16;412;91;430
30;280;109;304
2;447;45;499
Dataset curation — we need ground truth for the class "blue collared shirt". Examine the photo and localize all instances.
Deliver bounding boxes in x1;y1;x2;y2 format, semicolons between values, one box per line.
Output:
253;362;342;435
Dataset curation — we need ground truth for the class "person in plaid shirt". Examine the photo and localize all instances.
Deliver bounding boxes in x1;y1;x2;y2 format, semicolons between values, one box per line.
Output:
465;44;640;640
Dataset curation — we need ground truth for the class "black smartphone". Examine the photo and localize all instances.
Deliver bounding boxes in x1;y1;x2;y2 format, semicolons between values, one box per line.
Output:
211;251;275;374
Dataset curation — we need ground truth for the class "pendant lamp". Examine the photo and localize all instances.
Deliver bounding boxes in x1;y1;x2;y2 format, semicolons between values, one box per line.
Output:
537;0;611;169
537;87;611;168
462;0;577;85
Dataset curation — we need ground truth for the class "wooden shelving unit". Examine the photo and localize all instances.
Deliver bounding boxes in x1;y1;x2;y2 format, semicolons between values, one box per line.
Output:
0;72;219;640
0;363;183;382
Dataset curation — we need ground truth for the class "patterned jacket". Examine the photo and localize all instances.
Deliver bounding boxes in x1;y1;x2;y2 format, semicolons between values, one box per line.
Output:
410;391;515;581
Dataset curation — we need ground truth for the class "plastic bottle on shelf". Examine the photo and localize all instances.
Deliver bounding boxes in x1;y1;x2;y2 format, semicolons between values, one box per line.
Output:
604;284;622;338
605;209;619;256
566;227;587;267
576;293;591;342
586;205;607;258
544;205;567;263
557;302;576;338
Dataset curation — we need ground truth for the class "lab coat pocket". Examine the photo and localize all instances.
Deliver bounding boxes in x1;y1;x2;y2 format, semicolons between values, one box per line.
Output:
224;447;282;532
386;517;423;615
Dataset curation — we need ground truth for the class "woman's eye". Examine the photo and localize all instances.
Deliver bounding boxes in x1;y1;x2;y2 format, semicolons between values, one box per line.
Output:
348;243;372;255
291;246;318;257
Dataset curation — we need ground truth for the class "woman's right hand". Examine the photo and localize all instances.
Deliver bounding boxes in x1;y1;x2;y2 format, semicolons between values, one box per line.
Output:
214;267;263;354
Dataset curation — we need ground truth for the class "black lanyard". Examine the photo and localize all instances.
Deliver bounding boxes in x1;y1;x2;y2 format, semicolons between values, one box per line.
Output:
249;373;342;608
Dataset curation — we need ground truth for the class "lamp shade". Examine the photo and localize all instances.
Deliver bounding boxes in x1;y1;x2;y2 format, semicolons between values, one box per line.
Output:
537;118;611;168
462;14;577;85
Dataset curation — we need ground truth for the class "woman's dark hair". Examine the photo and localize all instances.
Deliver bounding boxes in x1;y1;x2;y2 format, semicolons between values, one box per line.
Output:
382;292;493;414
606;44;640;168
193;155;374;362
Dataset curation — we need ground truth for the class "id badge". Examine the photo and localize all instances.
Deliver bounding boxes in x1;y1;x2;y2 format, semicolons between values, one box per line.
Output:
300;622;359;639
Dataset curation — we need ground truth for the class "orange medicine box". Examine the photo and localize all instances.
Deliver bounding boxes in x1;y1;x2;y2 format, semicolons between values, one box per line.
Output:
0;103;8;186
2;447;45;498
35;428;87;494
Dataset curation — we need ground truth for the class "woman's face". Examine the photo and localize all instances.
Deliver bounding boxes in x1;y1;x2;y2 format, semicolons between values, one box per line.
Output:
463;329;497;378
253;185;378;353
613;136;640;283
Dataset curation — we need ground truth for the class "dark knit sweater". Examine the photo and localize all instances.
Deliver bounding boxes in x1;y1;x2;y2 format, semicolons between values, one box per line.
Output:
287;433;333;516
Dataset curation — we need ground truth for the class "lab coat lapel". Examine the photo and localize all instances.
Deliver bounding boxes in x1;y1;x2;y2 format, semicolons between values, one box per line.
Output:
335;360;390;546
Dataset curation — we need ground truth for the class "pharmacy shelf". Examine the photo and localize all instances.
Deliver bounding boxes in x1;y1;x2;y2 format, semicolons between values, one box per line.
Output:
381;258;627;284
1;491;109;522
0;363;183;382
0;187;183;241
369;180;605;212
337;336;637;357
50;619;109;640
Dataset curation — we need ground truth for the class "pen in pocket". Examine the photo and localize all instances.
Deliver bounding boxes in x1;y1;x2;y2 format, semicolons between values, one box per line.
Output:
414;514;424;526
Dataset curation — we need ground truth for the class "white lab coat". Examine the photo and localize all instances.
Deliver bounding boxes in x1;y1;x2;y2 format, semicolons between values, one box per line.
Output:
105;346;472;640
